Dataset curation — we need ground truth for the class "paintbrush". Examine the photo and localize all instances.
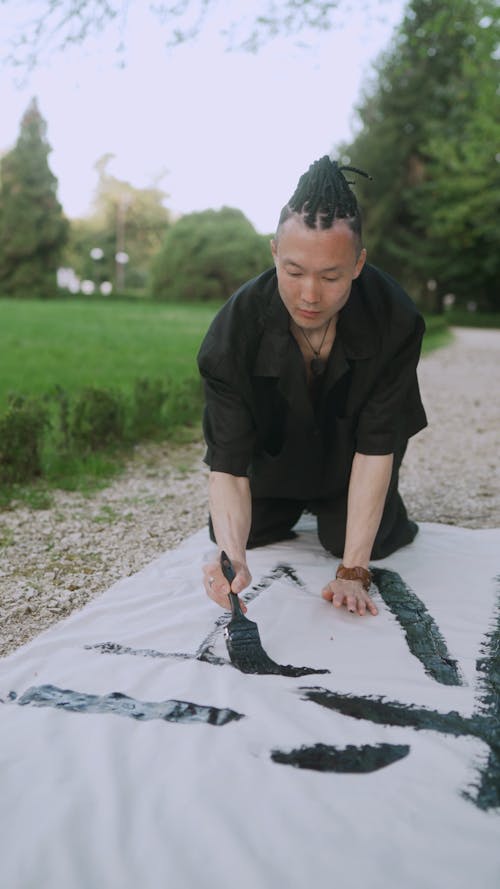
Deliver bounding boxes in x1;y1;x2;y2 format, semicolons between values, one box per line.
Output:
220;551;330;677
221;550;281;674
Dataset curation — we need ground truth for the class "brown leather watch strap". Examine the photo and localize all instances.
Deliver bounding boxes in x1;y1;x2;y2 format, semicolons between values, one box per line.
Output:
335;564;372;591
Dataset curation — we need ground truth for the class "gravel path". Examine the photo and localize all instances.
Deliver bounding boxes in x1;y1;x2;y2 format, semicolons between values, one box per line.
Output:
399;327;500;528
1;327;499;657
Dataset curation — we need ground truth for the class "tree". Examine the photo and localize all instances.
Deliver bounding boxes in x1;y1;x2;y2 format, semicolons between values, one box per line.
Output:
410;18;500;311
0;98;68;299
63;154;171;292
150;206;271;301
340;0;500;310
2;0;380;67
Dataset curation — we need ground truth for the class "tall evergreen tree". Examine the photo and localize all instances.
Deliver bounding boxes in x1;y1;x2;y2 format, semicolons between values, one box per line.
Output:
0;98;68;298
341;0;499;310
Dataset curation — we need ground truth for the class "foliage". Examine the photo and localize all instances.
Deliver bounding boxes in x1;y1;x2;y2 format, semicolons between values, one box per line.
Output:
0;373;203;496
131;377;170;438
71;387;125;452
0;296;212;493
163;377;203;427
150;206;272;301
2;1;348;66
445;310;500;330
63;154;170;293
0;98;68;299
420;314;452;353
0;396;49;483
410;46;500;310
341;0;500;311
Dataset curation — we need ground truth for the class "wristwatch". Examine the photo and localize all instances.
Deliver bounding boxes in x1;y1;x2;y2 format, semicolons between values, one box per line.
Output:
335;563;372;591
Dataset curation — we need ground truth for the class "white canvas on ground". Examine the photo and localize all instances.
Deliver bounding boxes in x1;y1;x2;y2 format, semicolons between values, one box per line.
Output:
1;519;499;889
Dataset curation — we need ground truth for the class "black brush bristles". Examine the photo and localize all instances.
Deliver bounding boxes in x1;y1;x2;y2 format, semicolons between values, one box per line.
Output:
221;551;281;673
220;552;329;677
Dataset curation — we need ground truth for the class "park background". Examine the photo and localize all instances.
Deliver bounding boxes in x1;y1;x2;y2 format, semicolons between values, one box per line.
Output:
0;0;499;503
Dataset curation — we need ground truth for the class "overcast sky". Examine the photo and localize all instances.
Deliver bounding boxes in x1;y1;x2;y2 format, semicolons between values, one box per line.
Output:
0;1;406;233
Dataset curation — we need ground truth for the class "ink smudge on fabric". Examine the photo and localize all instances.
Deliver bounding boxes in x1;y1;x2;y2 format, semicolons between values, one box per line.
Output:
371;567;464;686
16;684;244;726
271;742;410;772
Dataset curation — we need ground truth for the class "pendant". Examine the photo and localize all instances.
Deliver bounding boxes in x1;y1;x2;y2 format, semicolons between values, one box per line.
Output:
310;357;326;377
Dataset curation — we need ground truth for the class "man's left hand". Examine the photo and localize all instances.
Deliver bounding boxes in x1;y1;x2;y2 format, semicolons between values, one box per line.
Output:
321;579;378;616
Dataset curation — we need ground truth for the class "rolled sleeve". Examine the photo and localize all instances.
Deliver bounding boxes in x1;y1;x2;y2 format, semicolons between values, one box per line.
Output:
355;316;427;455
201;376;256;476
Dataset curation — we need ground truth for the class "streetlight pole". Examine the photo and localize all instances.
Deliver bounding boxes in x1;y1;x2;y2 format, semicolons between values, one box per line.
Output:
115;194;131;292
90;246;104;291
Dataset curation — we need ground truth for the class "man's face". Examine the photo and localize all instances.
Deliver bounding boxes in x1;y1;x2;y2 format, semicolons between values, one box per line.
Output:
270;216;367;331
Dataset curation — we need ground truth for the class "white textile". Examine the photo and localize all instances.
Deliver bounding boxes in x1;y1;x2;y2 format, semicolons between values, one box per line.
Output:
1;520;499;889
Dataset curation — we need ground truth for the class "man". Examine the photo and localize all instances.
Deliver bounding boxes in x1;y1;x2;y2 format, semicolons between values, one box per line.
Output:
197;157;427;617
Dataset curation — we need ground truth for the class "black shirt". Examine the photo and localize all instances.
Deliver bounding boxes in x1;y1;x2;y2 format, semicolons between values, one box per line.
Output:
197;264;427;500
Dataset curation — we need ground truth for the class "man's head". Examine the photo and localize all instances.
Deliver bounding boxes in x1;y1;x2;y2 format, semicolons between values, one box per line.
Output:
271;157;371;331
276;156;369;251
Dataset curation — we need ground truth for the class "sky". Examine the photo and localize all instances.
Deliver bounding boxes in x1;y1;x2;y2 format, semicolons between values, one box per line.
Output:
0;1;407;233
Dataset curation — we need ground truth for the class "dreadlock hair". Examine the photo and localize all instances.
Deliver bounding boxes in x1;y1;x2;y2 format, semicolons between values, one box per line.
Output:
277;156;372;251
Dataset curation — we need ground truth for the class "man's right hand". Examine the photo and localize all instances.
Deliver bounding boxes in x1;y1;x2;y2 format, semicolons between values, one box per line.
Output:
202;559;252;611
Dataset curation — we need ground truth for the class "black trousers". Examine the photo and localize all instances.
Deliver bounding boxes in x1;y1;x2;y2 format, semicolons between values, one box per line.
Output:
209;492;417;560
208;449;418;561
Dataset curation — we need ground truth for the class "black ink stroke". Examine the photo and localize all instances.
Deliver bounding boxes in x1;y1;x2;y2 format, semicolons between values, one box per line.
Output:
85;563;329;677
16;684;244;726
300;609;500;817
84;641;228;666
85;641;327;677
371;567;464;686
300;688;474;737
271;742;410;773
469;582;500;810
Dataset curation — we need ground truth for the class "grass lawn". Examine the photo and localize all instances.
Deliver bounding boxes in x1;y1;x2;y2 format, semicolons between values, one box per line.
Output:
0;297;222;409
421;315;453;353
1;296;451;408
0;296;452;503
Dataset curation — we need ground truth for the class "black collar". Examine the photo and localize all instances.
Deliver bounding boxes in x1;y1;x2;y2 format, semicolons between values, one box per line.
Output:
253;272;378;379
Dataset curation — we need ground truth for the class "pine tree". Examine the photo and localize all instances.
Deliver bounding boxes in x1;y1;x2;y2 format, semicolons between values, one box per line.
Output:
0;98;68;298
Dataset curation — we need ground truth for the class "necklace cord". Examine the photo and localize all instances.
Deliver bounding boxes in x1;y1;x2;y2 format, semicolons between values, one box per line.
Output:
298;318;331;357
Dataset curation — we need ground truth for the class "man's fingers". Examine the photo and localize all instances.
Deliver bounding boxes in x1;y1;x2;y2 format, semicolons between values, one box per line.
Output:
346;593;358;612
322;578;379;617
203;561;249;612
231;574;247;595
208;583;247;613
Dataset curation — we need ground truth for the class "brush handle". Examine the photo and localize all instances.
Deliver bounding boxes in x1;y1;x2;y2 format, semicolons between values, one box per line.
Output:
220;552;243;616
220;550;236;584
227;592;244;617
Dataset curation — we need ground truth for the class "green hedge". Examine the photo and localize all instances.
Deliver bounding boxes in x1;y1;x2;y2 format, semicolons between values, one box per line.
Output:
0;376;202;487
445;310;500;329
